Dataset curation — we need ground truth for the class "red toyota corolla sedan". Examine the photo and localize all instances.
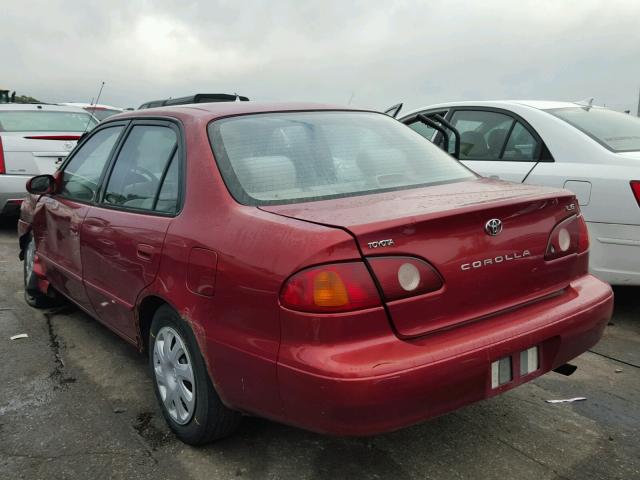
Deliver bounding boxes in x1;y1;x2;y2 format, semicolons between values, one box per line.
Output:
18;102;613;445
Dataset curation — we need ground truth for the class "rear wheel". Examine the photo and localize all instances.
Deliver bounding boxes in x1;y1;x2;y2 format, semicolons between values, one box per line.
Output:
23;235;60;309
149;305;241;444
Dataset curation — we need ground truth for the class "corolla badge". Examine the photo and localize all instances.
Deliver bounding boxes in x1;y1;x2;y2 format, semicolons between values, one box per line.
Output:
461;250;531;271
484;218;503;236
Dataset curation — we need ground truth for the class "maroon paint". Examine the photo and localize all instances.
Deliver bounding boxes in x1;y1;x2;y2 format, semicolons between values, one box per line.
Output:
81;207;172;341
20;102;613;436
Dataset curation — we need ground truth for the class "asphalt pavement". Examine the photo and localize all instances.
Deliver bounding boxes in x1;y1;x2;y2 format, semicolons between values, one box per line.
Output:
0;217;638;480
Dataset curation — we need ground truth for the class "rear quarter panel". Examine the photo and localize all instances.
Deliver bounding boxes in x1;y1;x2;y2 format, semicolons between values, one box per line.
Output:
139;115;364;420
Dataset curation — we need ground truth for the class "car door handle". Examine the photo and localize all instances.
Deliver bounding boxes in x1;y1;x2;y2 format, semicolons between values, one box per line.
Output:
137;244;155;261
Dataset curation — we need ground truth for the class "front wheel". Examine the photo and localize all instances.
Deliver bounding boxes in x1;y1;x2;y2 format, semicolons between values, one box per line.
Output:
23;235;60;309
149;305;241;444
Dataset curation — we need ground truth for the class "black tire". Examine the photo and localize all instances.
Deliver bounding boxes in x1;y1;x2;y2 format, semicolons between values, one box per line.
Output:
149;305;241;445
23;235;61;309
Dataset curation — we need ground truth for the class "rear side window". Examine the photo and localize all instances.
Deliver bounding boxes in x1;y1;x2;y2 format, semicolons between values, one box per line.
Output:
502;123;538;160
60;126;124;201
155;152;180;214
103;125;178;212
208;111;474;205
0;110;98;132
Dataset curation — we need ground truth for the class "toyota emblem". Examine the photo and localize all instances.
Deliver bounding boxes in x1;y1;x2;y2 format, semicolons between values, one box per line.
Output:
484;218;503;236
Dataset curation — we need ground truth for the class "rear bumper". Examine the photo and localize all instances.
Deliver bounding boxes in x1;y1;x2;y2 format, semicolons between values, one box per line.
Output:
0;175;28;215
587;221;640;285
276;275;613;436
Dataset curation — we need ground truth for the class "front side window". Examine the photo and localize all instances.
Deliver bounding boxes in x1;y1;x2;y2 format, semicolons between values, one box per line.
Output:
408;121;437;142
208;111;474;205
546;107;640;152
103;125;178;211
60;126;124;201
406;111;448;145
0;110;98;132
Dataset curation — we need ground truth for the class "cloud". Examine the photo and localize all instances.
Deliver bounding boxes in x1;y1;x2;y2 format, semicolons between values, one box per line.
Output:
1;0;639;112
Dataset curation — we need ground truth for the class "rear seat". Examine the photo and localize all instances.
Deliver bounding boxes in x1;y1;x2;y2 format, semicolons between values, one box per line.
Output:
234;155;297;195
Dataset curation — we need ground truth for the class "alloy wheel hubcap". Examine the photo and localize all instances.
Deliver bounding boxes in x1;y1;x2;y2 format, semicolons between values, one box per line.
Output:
153;326;196;425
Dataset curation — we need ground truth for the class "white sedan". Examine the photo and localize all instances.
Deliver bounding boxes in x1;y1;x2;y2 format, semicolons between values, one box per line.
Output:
397;100;640;285
0;103;98;215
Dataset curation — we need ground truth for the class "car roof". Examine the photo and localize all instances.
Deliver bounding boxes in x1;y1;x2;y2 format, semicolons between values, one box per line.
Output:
61;102;124;111
404;99;583;115
0;103;92;113
109;101;366;122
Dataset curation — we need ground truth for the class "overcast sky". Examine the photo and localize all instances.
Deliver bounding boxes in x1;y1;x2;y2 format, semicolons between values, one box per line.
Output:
2;0;639;112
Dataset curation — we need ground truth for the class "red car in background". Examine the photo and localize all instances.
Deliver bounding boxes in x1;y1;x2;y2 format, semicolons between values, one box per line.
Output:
18;102;613;445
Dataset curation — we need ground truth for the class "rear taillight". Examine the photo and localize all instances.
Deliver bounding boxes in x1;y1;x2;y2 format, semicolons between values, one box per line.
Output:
367;256;443;301
23;135;81;141
631;181;640;207
545;215;589;260
577;215;590;253
280;262;381;313
0;136;5;174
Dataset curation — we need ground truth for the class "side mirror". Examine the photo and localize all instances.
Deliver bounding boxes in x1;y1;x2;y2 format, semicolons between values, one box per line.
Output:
26;174;57;195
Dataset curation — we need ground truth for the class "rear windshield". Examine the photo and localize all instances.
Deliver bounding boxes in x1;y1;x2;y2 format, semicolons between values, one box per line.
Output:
208;111;474;205
0;110;98;132
546;107;640;152
84;108;120;121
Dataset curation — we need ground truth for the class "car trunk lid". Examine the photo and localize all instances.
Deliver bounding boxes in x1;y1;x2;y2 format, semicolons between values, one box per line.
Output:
0;132;80;175
261;178;582;337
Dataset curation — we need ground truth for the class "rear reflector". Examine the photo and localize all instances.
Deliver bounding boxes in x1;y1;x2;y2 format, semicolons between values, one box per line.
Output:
545;214;589;260
631;181;640;207
23;135;81;141
0;137;5;174
519;347;539;376
491;357;512;388
280;262;381;313
367;256;443;301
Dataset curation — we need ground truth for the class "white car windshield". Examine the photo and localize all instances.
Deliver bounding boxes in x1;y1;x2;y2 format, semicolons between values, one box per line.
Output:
547;107;640;152
0;110;98;132
208;111;475;205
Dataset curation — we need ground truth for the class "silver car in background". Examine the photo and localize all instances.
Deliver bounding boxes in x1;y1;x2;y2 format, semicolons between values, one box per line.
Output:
0;103;98;215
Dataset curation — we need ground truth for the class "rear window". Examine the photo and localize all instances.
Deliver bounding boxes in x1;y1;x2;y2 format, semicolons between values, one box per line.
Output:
547;107;640;152
84;108;120;121
0;110;98;132
208;111;474;205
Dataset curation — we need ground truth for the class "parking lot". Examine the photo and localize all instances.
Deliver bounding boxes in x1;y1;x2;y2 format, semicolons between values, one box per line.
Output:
0;217;638;480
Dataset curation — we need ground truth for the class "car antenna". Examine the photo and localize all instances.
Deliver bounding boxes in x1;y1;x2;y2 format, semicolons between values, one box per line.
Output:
83;81;105;133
